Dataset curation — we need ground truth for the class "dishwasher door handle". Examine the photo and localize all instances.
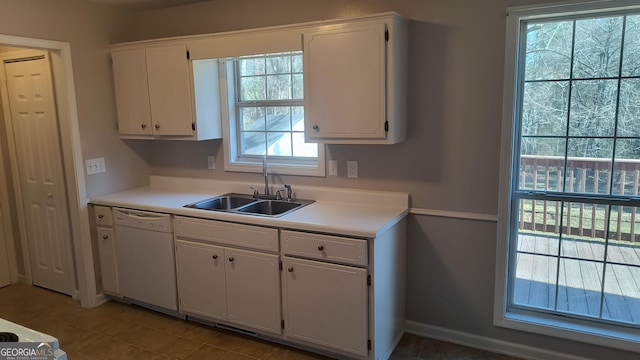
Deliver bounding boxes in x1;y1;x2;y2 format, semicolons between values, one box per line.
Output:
114;208;169;221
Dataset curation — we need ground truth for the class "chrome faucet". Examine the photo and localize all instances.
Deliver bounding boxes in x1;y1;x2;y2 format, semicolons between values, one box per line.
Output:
263;155;270;197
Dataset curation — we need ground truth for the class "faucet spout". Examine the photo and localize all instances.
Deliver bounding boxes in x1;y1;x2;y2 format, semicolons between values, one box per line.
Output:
263;155;270;196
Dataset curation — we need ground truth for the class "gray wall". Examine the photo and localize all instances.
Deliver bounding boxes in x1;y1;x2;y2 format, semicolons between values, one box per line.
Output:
135;1;638;359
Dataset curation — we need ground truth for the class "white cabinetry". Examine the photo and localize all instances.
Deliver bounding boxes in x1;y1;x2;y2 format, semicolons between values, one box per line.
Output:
282;256;368;356
93;206;120;296
174;216;281;335
303;14;408;144
111;44;221;140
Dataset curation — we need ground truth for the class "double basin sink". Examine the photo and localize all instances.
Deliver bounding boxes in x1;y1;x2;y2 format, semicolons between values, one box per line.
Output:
184;193;314;217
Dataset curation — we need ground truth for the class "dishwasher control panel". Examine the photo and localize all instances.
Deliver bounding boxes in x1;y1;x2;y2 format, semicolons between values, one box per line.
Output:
113;208;173;233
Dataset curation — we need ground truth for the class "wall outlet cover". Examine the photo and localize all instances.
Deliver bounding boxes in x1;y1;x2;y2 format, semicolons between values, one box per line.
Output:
347;161;358;179
329;160;338;176
208;155;216;170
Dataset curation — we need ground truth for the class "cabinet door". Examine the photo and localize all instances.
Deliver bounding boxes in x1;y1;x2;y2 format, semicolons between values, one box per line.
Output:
175;240;227;320
304;22;387;141
112;49;152;135
146;45;194;136
225;248;281;334
282;256;368;356
96;227;120;295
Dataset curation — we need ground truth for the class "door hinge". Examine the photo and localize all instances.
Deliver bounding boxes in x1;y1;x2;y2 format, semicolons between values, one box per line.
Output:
192;122;195;131
367;339;372;350
367;275;372;286
384;120;389;132
279;260;283;271
187;50;190;60
385;29;389;42
281;319;285;329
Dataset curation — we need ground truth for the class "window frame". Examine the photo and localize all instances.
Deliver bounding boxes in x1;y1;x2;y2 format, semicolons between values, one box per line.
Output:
219;55;326;177
496;0;640;352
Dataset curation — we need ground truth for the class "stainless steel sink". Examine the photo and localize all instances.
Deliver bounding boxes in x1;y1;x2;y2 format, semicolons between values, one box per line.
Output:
184;193;314;217
184;194;256;211
236;200;305;217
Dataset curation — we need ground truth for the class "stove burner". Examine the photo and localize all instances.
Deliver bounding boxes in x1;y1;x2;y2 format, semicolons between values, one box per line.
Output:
0;332;18;342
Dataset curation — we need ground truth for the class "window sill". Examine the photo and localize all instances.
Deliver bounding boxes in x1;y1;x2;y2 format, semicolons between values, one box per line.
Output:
224;160;326;177
495;310;640;354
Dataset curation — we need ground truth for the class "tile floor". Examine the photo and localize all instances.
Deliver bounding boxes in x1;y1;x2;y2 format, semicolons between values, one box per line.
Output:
0;284;523;360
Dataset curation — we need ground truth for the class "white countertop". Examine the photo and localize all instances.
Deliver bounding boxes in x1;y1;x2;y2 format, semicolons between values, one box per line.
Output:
90;176;409;238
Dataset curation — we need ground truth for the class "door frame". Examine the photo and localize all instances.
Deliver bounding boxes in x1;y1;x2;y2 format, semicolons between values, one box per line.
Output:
0;34;97;307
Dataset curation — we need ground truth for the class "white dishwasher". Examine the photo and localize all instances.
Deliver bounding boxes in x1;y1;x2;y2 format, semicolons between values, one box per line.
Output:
113;208;178;312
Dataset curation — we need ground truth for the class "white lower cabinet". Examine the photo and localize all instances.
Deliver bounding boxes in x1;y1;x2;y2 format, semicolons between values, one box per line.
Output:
174;216;281;335
282;256;368;356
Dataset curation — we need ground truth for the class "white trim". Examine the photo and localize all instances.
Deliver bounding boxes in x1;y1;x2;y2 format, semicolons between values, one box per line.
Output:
0;34;97;307
405;320;591;360
409;208;498;222
507;0;640;18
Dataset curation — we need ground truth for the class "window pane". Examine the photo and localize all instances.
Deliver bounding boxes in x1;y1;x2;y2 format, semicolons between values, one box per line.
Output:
292;132;317;157
560;202;607;261
613;140;640;196
557;259;603;318
566;138;613;195
519;138;566;191
517;199;561;256
618;79;640;137
240;107;265;131
569;80;618;137
292;106;304;131
524;21;573;81
266;55;291;75
266;75;291;100
573;17;623;79
239;57;265;76
622;15;640;76
606;206;640;257
602;264;640;324
241;132;266;155
292;74;304;100
522;81;569;136
513;253;558;310
266;107;291;131
267;132;292;156
240;76;265;101
292;54;303;73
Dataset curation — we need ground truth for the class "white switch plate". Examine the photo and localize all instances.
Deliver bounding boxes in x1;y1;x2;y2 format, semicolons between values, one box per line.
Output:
207;156;216;170
347;161;358;179
85;157;106;175
329;160;338;176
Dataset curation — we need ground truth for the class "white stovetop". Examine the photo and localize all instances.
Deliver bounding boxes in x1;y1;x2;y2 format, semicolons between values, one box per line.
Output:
90;176;409;238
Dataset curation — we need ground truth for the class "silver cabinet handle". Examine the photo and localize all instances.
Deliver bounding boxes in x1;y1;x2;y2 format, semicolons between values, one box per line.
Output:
98;214;104;219
228;256;234;262
288;266;293;272
318;245;324;251
102;235;108;240
155;124;160;130
141;124;146;129
212;254;218;260
312;124;319;130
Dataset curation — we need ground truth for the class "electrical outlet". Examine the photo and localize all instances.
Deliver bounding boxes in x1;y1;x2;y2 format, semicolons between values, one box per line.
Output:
347;161;358;179
329;160;338;176
85;157;106;175
207;156;216;170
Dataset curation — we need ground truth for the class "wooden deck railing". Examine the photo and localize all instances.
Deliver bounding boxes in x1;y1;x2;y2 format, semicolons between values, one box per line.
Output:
519;155;640;243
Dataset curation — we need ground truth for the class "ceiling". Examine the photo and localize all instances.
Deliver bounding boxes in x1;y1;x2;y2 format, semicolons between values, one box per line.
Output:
88;0;209;10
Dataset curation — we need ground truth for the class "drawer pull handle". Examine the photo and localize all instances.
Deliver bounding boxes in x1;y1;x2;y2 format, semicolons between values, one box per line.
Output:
212;254;218;260
141;124;146;129
155;124;160;130
288;266;294;272
102;235;108;240
317;245;324;251
98;214;104;219
228;256;234;262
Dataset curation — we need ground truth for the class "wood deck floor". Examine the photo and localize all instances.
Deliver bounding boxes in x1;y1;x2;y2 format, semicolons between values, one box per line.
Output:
514;233;640;324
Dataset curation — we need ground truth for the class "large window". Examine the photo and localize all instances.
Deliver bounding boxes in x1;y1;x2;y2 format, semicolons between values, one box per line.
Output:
499;1;640;351
222;51;324;176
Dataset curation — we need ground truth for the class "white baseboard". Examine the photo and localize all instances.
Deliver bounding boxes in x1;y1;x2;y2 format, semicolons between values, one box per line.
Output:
405;320;591;360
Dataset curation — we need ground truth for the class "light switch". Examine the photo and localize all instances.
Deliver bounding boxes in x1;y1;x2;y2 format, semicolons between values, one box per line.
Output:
85;157;106;175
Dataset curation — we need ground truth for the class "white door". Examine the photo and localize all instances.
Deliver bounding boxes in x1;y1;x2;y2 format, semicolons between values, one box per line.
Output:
0;207;11;287
282;256;368;356
225;247;281;334
4;56;74;295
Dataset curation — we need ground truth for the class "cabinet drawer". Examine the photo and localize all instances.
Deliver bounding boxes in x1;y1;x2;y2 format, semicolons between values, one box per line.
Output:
281;230;367;266
94;206;113;226
174;216;278;252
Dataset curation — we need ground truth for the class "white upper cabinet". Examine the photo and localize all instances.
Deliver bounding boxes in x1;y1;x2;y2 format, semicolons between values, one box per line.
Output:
111;44;221;140
303;14;408;144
